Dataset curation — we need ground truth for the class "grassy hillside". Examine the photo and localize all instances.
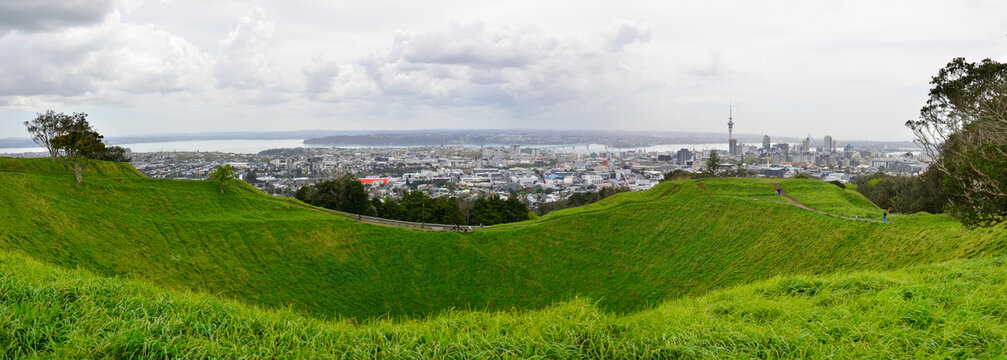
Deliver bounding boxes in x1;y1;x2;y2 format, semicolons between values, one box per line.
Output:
1;157;1005;320
3;249;1005;358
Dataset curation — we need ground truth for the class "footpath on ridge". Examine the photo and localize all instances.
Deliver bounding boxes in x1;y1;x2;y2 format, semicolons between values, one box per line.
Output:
695;180;884;223
289;180;883;233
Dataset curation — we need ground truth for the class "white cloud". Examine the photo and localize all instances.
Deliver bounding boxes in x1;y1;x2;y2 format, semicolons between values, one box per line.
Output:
0;14;212;98
602;20;651;52
305;20;654;111
215;7;279;90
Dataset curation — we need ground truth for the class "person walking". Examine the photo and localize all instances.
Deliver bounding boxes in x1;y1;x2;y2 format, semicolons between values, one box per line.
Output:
883;211;888;223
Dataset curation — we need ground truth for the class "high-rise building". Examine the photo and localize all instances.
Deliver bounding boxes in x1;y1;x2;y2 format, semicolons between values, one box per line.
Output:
775;142;790;155
802;136;811;153
823;136;834;154
676;148;692;166
509;144;520;158
728;105;736;156
762;135;771;153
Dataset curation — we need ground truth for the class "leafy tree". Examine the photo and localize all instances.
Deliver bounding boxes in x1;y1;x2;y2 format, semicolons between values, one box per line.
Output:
705;150;721;175
457;198;476;224
50;121;103;184
209;165;235;193
720;166;755;178
906;57;1007;227
96;145;131;162
24;110;82;160
470;195;530;225
295;175;370;214
472;197;503;225
854;169;946;214
663;169;693;181
534;186;630;216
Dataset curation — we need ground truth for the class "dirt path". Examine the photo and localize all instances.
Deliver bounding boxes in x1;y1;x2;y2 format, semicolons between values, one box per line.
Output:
286;202;460;231
769;183;883;223
287;180;885;232
658;184;681;198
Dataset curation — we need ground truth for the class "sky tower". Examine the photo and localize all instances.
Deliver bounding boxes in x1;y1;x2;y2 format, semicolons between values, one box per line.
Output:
728;104;737;156
728;104;734;140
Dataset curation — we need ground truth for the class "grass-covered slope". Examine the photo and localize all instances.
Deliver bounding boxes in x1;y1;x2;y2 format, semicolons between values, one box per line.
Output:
1;157;1005;320
3;249;1006;358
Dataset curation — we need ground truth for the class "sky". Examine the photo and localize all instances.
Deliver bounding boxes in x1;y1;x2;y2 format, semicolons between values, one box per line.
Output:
0;0;1005;141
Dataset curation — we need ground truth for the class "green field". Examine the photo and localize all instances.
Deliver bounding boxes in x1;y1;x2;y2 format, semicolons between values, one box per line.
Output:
2;157;1007;357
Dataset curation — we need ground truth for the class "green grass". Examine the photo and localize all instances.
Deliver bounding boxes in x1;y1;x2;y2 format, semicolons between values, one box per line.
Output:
1;157;1006;322
3;249;1006;358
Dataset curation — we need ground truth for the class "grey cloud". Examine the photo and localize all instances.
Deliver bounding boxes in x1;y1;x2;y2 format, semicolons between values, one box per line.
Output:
0;19;212;97
602;21;651;52
395;22;559;68
303;60;341;94
0;0;119;33
316;21;651;110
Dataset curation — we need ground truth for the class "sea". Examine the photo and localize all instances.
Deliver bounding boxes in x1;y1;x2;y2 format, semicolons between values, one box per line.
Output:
0;139;731;155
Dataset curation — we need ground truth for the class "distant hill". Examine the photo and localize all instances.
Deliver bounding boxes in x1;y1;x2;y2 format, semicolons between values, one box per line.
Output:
1;157;1004;321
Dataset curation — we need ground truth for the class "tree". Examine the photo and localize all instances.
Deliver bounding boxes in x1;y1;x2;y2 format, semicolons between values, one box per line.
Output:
854;169;947;215
50;120;103;184
209;165;235;193
906;57;1007;227
705;150;721;175
663;169;693;181
294;175;370;214
96;145;131;162
24;110;82;160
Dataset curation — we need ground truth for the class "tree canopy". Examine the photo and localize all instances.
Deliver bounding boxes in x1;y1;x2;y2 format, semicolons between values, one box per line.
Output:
24;110;83;161
906;57;1007;227
295;175;370;214
705;150;721;175
209;165;236;193
50;119;104;184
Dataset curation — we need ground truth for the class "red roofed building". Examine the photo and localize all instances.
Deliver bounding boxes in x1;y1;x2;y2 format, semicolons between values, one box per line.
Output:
358;178;390;185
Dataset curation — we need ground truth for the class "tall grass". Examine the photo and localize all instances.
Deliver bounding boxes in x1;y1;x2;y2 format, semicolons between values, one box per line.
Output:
2;250;1005;358
1;157;1005;321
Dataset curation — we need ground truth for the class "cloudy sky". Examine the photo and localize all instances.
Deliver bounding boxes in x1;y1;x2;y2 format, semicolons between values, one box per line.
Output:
0;0;1004;140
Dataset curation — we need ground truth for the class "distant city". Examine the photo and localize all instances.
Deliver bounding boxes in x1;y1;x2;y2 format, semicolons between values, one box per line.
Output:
2;124;925;206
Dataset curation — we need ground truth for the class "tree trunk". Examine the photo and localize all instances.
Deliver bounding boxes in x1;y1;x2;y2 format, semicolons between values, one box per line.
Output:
74;162;83;184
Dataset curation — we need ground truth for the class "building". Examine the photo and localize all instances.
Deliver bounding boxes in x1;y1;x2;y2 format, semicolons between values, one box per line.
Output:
358;178;390;185
801;136;811;154
762;135;771;153
823;135;834;154
728;105;737;156
676;148;692;166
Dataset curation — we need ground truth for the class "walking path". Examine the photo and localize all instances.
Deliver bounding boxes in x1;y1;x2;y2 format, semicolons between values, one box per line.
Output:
692;180;884;223
768;183;882;223
288;180;885;232
288;201;470;231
